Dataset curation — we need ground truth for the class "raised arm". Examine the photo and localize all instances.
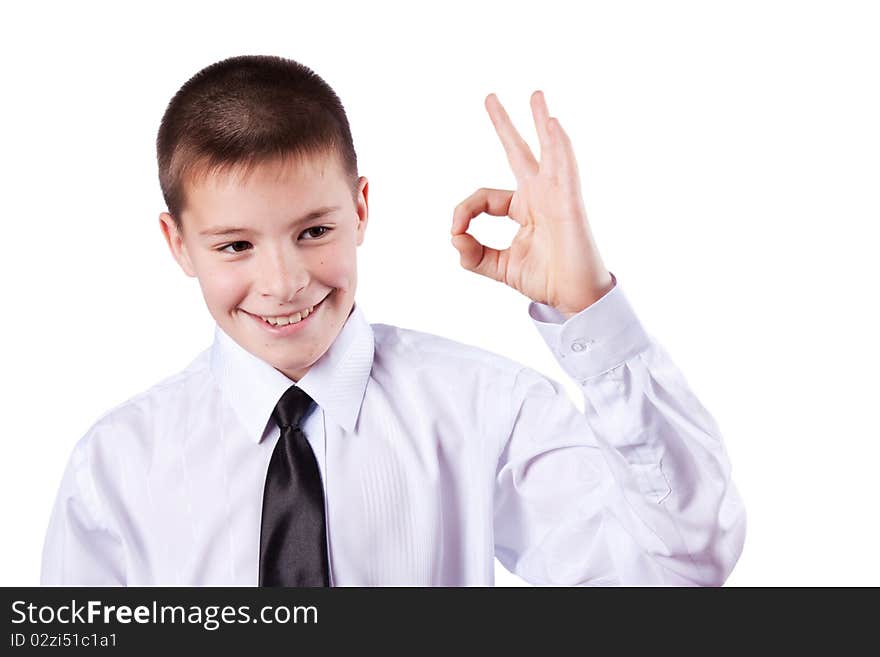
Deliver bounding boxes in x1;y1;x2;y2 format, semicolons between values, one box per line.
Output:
494;277;746;585
451;91;745;585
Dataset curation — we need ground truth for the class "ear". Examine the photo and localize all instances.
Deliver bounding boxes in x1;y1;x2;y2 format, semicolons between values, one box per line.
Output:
354;176;369;247
159;212;197;277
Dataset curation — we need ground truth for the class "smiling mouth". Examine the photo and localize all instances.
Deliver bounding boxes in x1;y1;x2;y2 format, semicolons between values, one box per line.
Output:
244;293;329;328
259;304;316;326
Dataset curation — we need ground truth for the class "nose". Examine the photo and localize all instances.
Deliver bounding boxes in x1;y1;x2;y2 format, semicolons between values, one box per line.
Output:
257;244;308;303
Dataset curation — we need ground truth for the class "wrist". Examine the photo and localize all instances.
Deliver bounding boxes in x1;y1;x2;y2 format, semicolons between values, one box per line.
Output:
557;271;616;319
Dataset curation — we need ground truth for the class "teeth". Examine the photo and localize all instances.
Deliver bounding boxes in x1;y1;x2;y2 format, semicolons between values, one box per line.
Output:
259;304;315;327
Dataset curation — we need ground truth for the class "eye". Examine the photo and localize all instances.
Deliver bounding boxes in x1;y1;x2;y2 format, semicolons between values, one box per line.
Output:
301;226;332;240
218;241;252;254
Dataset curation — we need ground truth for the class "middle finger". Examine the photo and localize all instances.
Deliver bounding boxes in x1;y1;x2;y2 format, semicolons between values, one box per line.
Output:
485;93;538;182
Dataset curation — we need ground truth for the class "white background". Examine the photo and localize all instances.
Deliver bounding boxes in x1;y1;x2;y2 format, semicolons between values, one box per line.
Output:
1;0;878;586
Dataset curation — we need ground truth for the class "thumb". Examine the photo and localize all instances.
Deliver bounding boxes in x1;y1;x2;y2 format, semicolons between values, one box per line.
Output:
451;233;504;282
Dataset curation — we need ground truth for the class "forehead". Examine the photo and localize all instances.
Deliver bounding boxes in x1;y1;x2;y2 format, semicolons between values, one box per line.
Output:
181;150;348;228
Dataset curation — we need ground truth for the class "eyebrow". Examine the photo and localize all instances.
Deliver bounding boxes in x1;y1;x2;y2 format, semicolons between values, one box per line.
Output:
198;205;341;237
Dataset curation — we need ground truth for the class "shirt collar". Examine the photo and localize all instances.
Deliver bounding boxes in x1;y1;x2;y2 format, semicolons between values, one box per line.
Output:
209;301;375;443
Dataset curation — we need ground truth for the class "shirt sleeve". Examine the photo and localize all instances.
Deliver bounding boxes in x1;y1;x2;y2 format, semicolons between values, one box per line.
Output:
492;272;747;586
41;431;126;585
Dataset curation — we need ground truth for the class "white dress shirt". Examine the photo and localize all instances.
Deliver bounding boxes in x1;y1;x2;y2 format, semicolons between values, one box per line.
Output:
41;273;746;586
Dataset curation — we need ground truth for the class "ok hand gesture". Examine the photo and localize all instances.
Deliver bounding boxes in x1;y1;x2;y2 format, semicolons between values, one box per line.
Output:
451;91;614;317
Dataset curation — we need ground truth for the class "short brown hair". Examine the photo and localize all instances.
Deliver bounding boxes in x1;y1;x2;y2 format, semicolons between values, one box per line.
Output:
156;54;359;228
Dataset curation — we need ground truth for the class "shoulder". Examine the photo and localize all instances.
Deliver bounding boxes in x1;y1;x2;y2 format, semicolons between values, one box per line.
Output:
370;321;524;380
49;349;215;528
366;321;556;444
370;320;570;405
74;347;214;457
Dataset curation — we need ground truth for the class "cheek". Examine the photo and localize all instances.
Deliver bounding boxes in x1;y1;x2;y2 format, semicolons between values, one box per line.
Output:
315;245;357;288
196;261;249;307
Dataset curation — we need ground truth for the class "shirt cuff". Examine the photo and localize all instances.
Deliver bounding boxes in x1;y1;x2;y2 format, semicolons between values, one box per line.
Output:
527;272;651;381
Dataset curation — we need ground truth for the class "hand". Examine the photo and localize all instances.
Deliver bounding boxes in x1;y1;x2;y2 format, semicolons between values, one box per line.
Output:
451;91;614;318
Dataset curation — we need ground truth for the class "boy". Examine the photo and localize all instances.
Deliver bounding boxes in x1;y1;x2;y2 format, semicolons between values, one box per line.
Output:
41;54;746;586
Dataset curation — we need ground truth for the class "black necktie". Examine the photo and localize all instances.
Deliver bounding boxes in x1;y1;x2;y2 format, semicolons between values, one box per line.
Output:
259;385;330;586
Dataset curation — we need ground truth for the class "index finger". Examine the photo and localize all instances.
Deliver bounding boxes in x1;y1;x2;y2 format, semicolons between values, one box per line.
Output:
485;93;539;183
451;187;517;236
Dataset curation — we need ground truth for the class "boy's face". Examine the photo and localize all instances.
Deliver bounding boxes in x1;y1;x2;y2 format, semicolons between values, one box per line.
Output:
159;150;369;382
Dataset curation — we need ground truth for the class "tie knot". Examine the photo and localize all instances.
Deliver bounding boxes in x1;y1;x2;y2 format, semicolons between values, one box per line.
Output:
272;385;315;430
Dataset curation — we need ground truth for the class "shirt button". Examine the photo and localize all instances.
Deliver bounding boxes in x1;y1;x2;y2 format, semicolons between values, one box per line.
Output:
570;339;591;353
